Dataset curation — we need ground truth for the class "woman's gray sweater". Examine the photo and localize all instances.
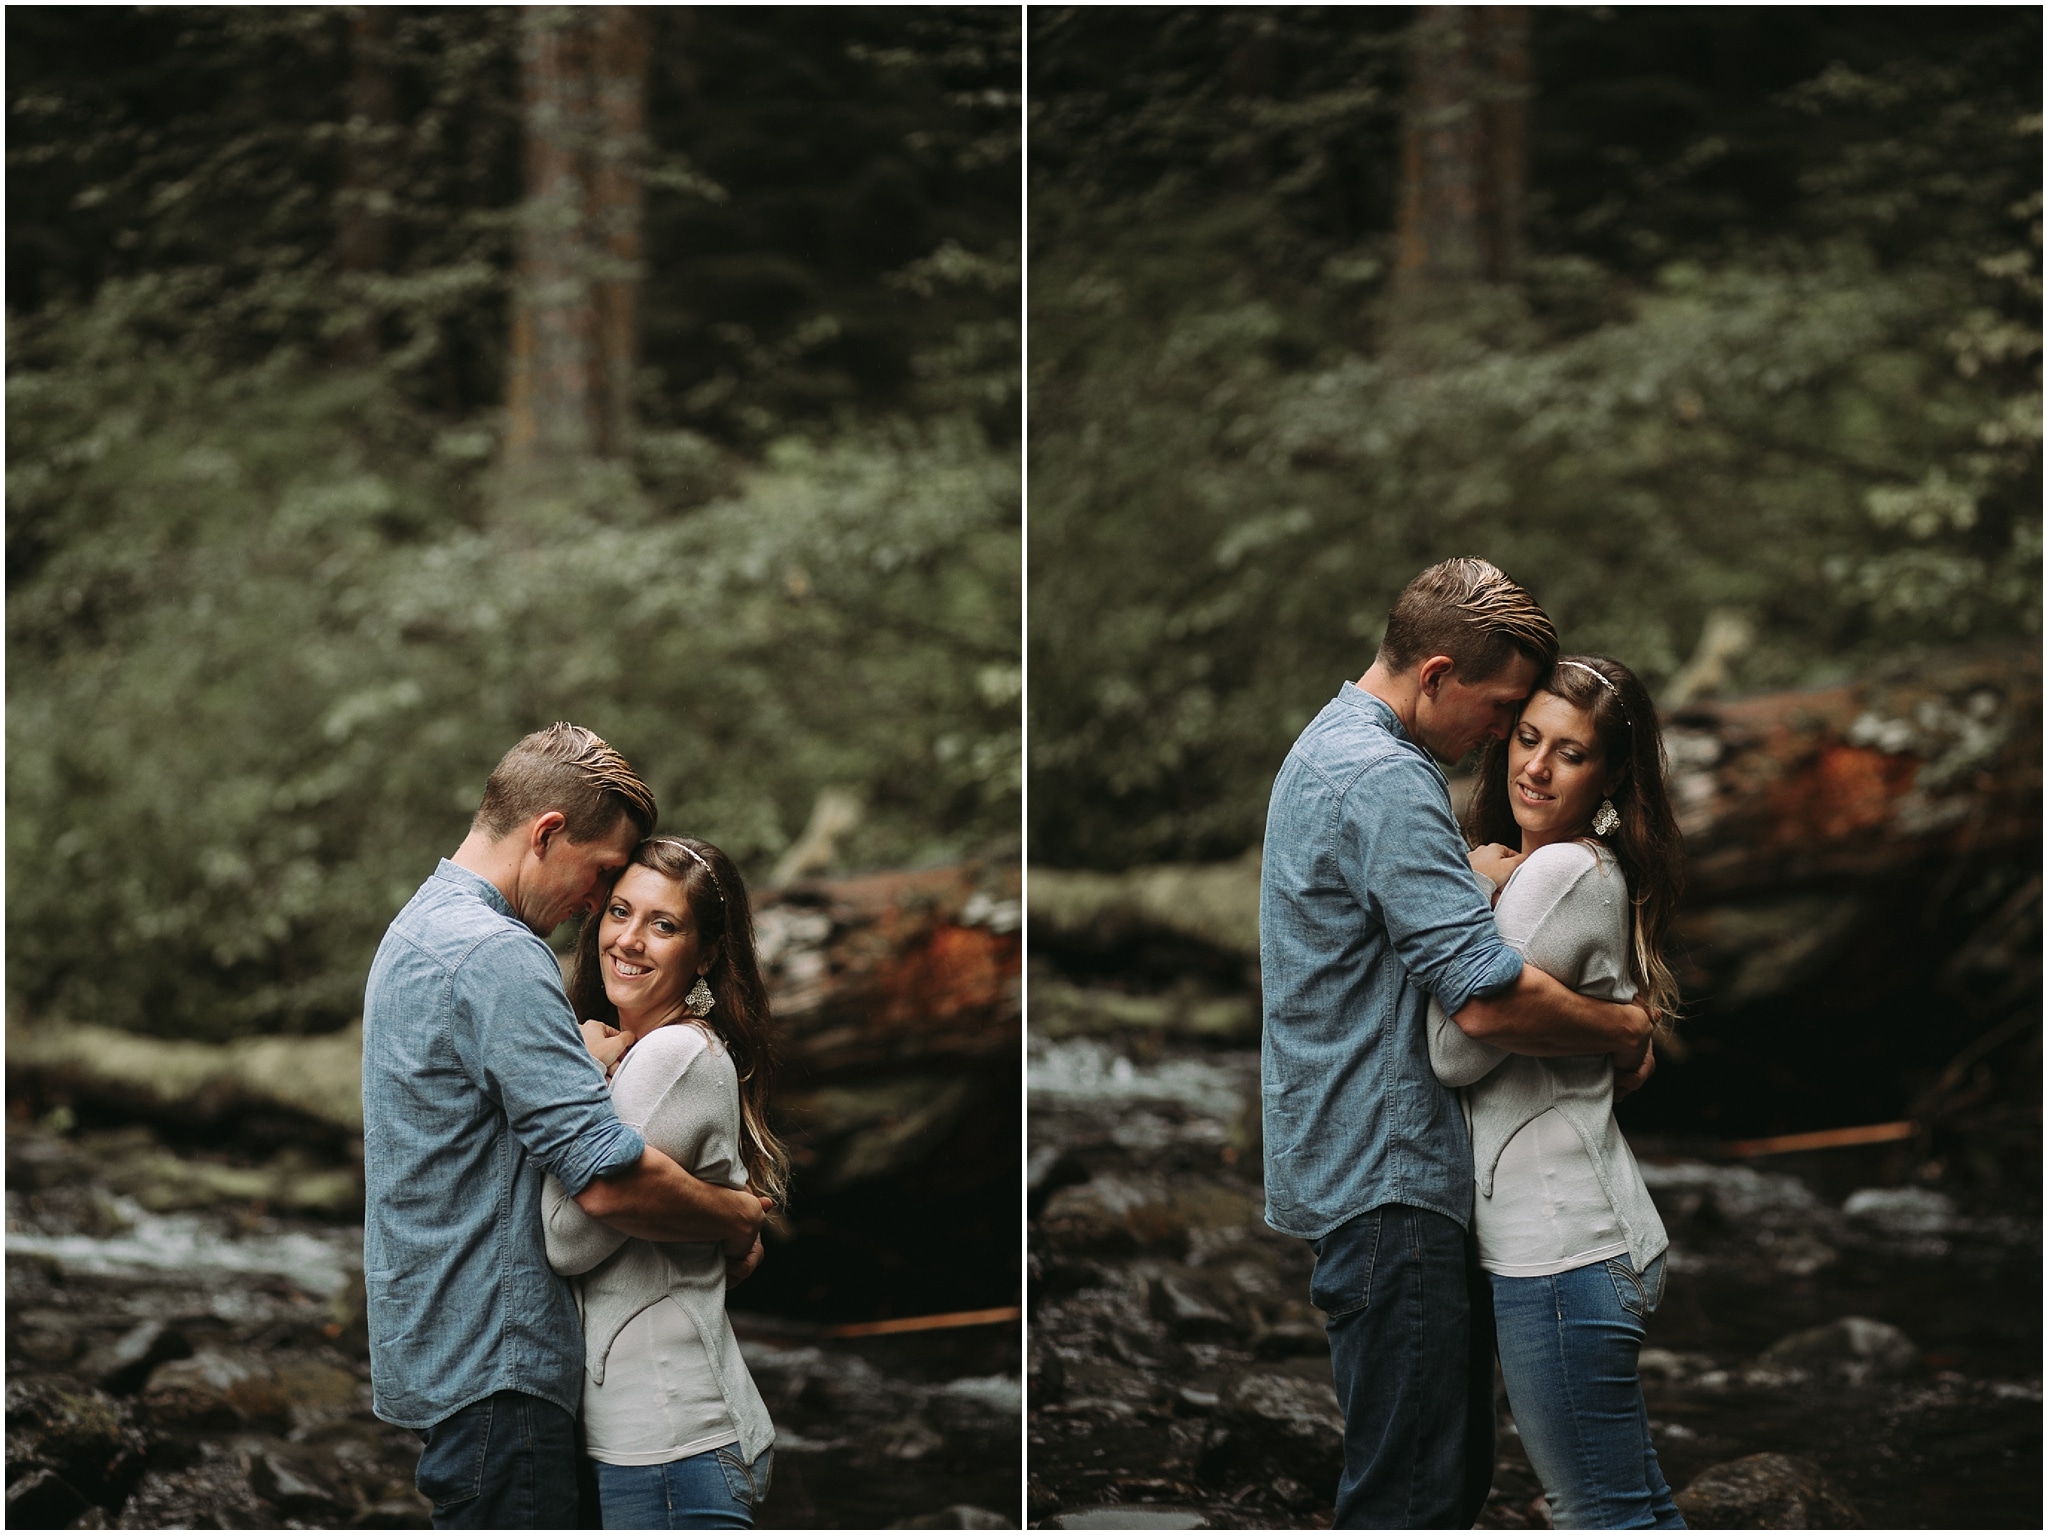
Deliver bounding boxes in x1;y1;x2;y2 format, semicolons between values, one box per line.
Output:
541;1022;774;1463
1428;839;1669;1275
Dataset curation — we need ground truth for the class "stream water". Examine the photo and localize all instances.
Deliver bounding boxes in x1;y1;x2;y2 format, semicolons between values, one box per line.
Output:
1027;1027;2041;1530
5;1117;1019;1529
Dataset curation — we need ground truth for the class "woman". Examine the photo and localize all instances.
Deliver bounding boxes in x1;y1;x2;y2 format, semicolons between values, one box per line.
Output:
542;836;788;1530
1429;655;1687;1530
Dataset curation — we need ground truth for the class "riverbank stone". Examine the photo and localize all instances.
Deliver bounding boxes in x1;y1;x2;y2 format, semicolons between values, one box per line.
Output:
1038;1173;1256;1255
1147;1274;1236;1337
1760;1316;1922;1384
1673;1452;1861;1528
85;1322;193;1396
141;1350;289;1430
3;1378;149;1513
1196;1369;1344;1494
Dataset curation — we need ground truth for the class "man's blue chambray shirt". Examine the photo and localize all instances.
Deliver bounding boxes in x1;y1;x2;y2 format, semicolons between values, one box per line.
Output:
361;860;646;1430
1260;684;1525;1241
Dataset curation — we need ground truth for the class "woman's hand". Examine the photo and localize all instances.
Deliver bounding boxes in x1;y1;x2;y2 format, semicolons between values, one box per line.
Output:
580;1019;628;1078
1469;843;1524;894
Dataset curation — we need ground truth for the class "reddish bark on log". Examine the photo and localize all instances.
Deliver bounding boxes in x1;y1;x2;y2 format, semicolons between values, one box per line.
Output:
1664;648;2040;900
757;864;1022;1076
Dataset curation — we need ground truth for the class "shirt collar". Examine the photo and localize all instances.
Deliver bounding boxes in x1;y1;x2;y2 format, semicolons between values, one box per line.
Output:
1337;680;1412;745
432;857;517;921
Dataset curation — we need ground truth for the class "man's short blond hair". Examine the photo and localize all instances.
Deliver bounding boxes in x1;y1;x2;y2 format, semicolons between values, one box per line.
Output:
1378;558;1558;680
473;724;657;844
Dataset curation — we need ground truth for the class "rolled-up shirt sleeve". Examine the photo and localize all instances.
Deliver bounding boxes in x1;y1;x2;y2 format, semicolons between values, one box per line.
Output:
451;932;646;1196
1342;756;1524;1017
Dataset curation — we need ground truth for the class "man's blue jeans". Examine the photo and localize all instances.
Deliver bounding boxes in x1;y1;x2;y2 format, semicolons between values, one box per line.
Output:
594;1446;774;1529
414;1390;580;1529
1312;1204;1495;1529
1491;1255;1685;1529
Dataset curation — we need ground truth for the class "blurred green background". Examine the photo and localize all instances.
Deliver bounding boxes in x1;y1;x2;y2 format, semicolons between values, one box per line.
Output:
1028;6;2040;870
8;7;1021;1041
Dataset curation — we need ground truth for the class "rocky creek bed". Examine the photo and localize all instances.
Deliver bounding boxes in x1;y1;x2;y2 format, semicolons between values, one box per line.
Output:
5;1117;1020;1530
1026;1025;2042;1530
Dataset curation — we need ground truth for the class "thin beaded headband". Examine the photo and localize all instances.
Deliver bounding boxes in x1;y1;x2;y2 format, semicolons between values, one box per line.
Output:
651;837;727;909
1555;659;1633;732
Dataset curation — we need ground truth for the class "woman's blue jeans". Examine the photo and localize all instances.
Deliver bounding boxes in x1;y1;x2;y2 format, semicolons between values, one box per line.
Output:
593;1446;773;1530
1490;1255;1686;1530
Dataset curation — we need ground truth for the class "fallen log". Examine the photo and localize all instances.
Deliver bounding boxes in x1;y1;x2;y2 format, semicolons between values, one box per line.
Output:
6;861;1021;1191
1027;647;2041;1014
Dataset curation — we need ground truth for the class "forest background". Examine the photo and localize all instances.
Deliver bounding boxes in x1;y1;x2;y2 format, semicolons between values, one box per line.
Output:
9;6;1022;1042
1029;5;2041;871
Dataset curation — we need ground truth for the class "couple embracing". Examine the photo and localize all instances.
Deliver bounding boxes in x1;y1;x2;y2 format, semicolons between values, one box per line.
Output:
1263;559;1689;1530
362;724;783;1529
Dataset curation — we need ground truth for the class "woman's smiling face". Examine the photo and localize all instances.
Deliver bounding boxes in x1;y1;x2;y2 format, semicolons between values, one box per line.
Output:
1507;690;1611;845
598;863;707;1018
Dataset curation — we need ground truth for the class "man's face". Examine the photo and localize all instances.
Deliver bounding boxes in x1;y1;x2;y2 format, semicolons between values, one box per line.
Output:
1412;652;1541;765
517;817;641;936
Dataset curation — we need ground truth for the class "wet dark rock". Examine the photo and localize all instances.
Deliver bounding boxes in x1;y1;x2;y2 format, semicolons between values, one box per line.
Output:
6;1466;92;1529
891;1503;1012;1528
1029;1342;1067;1403
346;1494;436;1529
1038;1172;1257;1256
1250;1318;1327;1359
1842;1186;1955;1236
1760;1317;1922;1385
1148;1274;1236;1338
4;1378;149;1514
1027;1473;1062;1522
140;1351;288;1431
247;1445;347;1519
1196;1369;1344;1493
11;1323;83;1368
1047;1509;1211;1529
115;1457;271;1530
85;1323;192;1397
1673;1452;1861;1529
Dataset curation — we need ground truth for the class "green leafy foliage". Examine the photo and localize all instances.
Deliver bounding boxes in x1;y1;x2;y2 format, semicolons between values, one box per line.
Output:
1030;10;2039;869
9;338;1016;1040
7;9;1019;1039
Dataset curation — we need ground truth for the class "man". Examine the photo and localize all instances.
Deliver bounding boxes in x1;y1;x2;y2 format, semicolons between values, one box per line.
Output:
362;723;768;1529
1259;559;1655;1530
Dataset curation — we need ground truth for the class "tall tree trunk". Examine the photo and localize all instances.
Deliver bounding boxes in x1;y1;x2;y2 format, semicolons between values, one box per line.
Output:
335;7;396;364
503;5;649;477
504;5;598;470
1392;5;1529;307
589;6;649;459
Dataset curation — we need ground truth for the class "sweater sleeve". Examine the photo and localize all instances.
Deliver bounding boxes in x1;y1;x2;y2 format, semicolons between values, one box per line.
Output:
543;1169;629;1276
541;1025;739;1277
1492;842;1613;995
1428;993;1509;1086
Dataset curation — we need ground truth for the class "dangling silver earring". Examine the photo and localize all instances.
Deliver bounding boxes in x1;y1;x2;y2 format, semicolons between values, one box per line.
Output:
1591;798;1620;836
683;976;715;1017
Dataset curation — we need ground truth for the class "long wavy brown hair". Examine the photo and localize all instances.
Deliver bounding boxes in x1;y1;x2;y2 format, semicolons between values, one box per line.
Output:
1463;654;1685;1031
570;836;790;1210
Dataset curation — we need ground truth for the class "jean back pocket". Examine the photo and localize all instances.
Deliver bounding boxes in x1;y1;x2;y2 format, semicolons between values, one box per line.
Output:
1603;1254;1664;1321
715;1445;773;1510
1309;1207;1384;1320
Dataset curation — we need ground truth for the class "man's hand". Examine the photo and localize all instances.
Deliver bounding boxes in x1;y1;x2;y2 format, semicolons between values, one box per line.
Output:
723;1195;773;1259
580;1019;628;1077
724;1233;765;1289
1468;842;1524;894
1613;1034;1656;1101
